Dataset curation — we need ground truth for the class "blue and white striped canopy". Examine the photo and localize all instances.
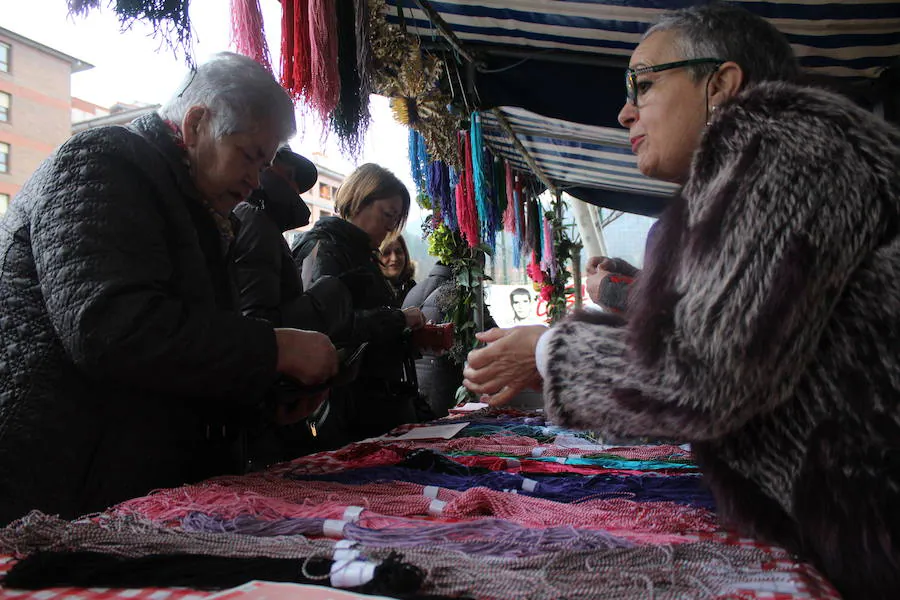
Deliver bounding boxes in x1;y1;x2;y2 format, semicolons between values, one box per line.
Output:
384;0;900;215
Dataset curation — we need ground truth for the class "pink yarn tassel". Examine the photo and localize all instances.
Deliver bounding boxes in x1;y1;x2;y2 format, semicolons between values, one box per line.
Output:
307;0;341;119
456;131;480;247
230;0;272;71
502;163;516;233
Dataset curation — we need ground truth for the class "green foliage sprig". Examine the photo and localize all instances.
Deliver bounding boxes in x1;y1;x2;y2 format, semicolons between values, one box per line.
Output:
426;219;492;365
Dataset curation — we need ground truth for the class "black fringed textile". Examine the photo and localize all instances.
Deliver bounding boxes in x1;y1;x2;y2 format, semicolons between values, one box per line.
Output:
67;0;194;64
3;550;424;594
330;0;371;158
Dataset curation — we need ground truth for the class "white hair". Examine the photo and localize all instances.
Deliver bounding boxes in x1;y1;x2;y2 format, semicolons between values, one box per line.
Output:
159;52;296;141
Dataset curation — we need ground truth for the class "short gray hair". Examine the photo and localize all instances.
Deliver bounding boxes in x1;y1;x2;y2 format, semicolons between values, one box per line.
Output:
644;4;799;88
159;52;296;141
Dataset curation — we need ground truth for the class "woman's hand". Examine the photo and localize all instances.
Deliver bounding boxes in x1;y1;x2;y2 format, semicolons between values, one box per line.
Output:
274;329;339;385
402;307;426;330
463;326;546;406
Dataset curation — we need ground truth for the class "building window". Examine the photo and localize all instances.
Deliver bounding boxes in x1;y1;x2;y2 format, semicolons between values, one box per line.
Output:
0;142;9;174
0;43;9;73
0;193;8;215
317;182;331;200
0;92;9;122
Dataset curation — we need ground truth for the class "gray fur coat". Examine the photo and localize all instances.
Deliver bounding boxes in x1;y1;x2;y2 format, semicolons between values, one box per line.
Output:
544;82;900;599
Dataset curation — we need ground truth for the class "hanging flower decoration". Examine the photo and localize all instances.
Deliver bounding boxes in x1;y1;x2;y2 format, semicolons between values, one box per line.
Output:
367;0;460;166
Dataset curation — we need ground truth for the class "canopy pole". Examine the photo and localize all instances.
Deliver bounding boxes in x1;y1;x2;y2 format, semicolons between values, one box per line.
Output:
490;108;557;196
413;0;479;65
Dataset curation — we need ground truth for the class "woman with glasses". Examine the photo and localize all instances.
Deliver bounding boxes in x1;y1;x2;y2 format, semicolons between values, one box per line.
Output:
292;164;426;442
462;5;900;597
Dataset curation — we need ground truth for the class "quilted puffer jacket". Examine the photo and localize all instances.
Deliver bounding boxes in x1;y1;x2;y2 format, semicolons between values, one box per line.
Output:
0;113;279;524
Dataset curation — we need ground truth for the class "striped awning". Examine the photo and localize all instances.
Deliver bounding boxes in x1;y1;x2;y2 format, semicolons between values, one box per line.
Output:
383;0;900;215
385;0;900;80
480;106;678;198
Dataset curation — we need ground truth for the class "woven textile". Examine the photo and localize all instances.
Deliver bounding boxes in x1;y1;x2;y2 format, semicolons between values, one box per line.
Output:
0;409;841;600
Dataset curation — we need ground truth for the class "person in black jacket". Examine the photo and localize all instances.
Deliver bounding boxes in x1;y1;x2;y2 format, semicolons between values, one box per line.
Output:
292;164;426;440
233;147;351;336
403;260;497;417
233;148;354;463
0;52;338;525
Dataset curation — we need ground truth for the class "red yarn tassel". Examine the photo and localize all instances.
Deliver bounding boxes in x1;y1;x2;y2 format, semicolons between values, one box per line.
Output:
456;131;479;247
230;0;272;71
280;0;295;92
308;0;341;120
292;0;312;101
502;162;516;233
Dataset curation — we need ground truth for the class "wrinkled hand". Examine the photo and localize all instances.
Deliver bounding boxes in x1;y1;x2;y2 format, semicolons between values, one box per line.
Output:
463;326;546;406
403;307;426;330
585;256;638;305
274;328;339;385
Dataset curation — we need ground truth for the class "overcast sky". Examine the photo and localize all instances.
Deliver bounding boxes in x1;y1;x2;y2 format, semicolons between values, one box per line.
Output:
0;0;417;202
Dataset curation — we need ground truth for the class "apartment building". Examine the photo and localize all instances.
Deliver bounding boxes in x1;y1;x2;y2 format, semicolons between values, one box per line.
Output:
0;26;92;213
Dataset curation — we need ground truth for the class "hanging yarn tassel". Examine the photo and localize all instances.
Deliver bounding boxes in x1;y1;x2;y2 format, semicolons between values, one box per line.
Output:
4;550;424;594
308;0;341;120
428;161;453;227
482;149;499;251
353;0;374;109
501;163;515;234
66;0;99;16
512;173;525;269
446;166;460;231
469;114;490;232
331;0;369;157
280;0;295;92
541;213;555;278
409;129;428;198
230;0;272;71
457;131;479;247
289;0;312;100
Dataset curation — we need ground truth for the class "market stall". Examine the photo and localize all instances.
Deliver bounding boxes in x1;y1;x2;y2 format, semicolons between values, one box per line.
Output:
5;1;896;598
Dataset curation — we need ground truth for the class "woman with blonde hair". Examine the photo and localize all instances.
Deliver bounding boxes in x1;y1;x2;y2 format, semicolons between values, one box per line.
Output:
379;234;416;303
292;163;426;441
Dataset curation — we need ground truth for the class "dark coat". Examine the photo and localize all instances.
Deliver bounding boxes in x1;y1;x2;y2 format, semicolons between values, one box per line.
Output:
542;83;900;599
0;113;278;524
292;217;417;438
232;197;351;336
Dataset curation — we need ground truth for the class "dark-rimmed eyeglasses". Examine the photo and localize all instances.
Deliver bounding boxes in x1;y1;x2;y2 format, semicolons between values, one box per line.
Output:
625;58;724;107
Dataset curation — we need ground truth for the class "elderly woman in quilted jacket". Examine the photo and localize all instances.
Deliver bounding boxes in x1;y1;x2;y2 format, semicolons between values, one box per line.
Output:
463;5;900;599
0;52;340;525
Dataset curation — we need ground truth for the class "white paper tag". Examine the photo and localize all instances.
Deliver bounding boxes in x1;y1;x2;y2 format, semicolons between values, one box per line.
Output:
531;447;547;457
335;540;358;550
322;519;348;537
342;506;364;522
556;457;568;464
427;498;447;516
423;485;440;499
330;560;377;588
333;547;361;562
521;478;539;493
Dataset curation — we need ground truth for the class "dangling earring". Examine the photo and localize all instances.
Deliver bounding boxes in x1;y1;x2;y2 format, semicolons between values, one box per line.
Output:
706;105;718;127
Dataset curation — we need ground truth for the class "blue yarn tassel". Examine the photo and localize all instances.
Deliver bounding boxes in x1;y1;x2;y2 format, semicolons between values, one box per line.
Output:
469;113;490;239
